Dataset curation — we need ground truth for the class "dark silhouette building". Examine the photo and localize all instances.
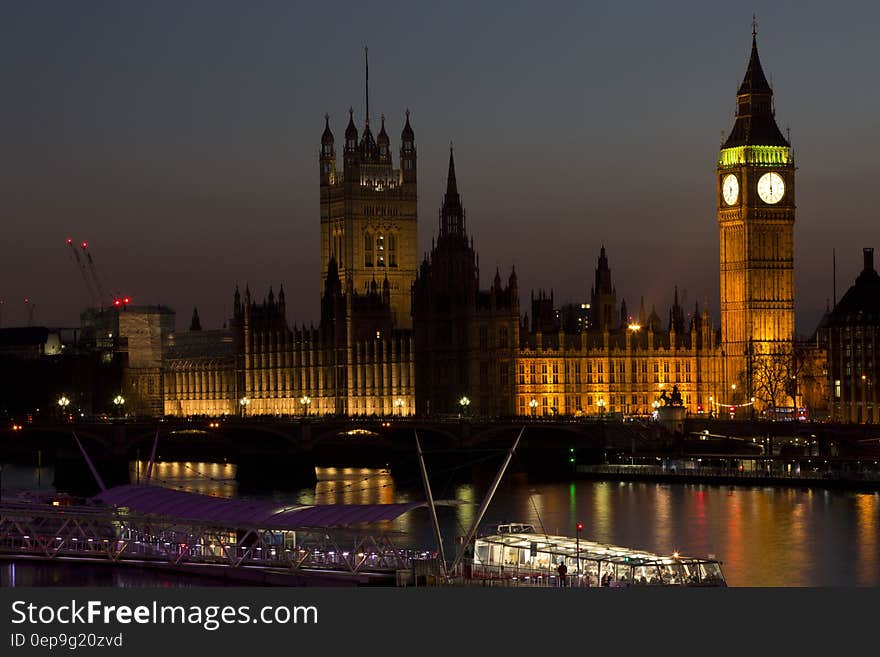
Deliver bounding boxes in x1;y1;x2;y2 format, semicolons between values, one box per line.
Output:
825;248;880;423
412;149;519;416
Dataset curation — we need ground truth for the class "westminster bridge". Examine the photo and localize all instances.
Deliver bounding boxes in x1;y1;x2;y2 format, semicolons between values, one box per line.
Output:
2;415;879;493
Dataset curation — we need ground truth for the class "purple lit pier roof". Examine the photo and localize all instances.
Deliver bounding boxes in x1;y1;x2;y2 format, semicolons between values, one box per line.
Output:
94;484;428;530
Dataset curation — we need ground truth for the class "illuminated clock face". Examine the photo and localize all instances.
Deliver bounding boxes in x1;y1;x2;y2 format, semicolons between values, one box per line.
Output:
722;174;739;205
757;172;785;204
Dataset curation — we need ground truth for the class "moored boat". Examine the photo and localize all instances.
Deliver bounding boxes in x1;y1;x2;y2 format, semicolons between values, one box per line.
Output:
470;523;726;587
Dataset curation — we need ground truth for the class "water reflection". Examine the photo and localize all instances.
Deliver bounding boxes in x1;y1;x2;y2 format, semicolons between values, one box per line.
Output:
128;460;237;498
856;494;878;586
0;462;54;494
2;560;226;588
120;463;880;587
313;467;395;505
5;459;880;586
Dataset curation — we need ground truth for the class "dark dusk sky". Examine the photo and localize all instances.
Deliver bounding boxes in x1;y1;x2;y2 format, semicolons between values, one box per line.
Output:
2;1;878;335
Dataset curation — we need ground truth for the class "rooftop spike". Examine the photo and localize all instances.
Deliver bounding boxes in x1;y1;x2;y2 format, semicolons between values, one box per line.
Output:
364;47;370;126
401;108;414;141
446;143;458;198
439;144;464;237
722;24;787;148
321;113;334;145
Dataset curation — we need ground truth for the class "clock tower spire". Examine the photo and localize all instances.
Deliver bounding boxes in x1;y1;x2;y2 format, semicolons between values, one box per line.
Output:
717;24;796;410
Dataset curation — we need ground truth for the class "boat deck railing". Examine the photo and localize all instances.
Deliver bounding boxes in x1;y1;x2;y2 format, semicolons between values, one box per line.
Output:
460;563;724;587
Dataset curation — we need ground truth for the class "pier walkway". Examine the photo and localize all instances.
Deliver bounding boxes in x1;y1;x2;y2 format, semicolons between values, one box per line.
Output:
0;494;432;583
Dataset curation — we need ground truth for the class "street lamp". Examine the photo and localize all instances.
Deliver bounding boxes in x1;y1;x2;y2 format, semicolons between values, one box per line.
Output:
113;395;125;417
239;396;250;417
598;398;606;417
576;522;583;577
300;395;312;416
58;395;70;418
394;398;404;416
458;396;470;417
529;398;538;418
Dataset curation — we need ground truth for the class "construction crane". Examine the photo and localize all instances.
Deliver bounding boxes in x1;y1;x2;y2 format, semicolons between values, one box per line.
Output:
66;238;100;307
24;297;35;326
80;241;109;304
65;238;132;309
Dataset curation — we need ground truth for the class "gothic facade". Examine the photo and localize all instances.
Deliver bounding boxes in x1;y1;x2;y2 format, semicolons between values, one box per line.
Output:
516;253;724;418
320;108;418;330
161;30;818;421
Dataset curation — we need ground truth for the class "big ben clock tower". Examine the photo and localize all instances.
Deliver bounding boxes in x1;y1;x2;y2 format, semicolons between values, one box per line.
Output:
718;23;795;404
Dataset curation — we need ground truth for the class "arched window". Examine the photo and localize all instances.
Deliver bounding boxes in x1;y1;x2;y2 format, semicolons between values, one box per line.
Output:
364;233;373;267
388;233;397;267
376;234;385;267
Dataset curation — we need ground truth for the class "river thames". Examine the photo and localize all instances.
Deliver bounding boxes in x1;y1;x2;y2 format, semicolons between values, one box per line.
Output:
2;461;878;587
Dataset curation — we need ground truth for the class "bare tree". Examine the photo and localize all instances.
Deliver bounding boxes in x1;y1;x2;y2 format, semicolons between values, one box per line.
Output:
748;348;793;415
788;340;829;418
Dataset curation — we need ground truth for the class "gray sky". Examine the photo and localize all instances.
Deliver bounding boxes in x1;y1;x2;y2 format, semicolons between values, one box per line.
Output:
2;1;878;335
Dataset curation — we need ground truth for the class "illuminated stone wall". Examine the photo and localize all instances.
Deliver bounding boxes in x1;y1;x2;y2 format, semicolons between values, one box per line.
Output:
162;329;237;417
162;291;416;418
239;325;415;417
516;324;724;418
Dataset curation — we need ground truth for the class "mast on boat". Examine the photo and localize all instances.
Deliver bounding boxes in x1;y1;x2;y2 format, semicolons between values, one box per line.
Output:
415;431;448;581
449;426;524;575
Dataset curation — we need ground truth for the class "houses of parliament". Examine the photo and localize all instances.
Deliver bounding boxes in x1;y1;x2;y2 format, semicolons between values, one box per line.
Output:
154;30;819;421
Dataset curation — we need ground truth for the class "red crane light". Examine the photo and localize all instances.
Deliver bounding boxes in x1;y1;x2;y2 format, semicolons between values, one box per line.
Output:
113;299;121;307
123;297;131;305
66;238;73;245
81;241;88;249
576;523;583;531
